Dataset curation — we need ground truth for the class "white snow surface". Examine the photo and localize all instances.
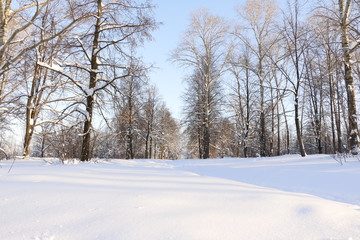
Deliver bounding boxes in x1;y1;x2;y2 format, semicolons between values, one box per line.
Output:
0;154;359;240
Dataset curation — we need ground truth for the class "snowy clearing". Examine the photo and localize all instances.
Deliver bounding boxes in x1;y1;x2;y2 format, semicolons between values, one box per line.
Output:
0;155;359;240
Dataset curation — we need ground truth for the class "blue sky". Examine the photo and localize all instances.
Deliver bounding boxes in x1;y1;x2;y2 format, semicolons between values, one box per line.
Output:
141;0;244;120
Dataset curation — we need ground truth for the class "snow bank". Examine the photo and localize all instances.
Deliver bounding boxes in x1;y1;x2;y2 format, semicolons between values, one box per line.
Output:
0;155;359;240
173;154;360;206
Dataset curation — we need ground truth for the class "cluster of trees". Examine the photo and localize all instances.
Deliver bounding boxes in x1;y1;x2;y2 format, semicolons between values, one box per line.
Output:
0;0;359;161
0;0;180;161
174;0;360;159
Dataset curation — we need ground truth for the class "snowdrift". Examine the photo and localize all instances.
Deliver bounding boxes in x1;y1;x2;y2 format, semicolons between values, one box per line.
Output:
0;154;359;240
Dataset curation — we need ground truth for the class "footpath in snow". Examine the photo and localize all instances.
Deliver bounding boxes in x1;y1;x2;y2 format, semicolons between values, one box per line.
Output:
0;154;359;240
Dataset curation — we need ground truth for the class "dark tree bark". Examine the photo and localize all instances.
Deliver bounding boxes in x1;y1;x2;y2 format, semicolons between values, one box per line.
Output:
80;0;101;161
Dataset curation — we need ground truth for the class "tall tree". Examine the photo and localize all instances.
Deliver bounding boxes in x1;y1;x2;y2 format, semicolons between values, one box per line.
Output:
22;1;79;157
0;0;86;129
228;46;257;157
337;0;360;154
118;64;146;159
152;104;180;159
143;85;159;159
40;0;157;161
172;9;231;159
275;0;309;157
235;0;278;156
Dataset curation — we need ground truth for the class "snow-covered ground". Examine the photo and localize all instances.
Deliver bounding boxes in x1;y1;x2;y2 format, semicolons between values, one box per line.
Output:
0;154;359;240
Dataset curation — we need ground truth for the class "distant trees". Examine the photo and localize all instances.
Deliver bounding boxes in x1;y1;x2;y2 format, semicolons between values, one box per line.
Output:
109;83;180;159
114;64;145;159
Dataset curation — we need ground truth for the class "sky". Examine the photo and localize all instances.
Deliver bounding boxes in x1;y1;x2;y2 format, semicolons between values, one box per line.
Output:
141;0;245;120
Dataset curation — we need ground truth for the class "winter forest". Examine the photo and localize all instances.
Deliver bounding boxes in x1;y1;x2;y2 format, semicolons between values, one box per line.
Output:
0;0;359;161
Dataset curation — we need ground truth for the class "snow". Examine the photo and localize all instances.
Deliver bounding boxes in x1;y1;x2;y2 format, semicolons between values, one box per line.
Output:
0;155;359;240
29;117;35;125
84;88;95;97
51;64;63;72
349;40;359;51
37;61;63;72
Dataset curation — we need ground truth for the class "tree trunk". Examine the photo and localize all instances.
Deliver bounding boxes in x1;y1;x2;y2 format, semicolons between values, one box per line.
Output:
80;95;94;161
335;83;343;153
125;84;134;159
203;122;210;159
244;66;250;158
198;128;203;159
80;0;102;161
259;54;266;157
126;123;134;159
339;0;359;154
40;135;46;158
145;130;150;159
295;93;306;157
23;122;34;157
277;106;281;156
0;0;9;49
329;68;337;153
270;86;275;156
281;97;290;154
149;136;153;159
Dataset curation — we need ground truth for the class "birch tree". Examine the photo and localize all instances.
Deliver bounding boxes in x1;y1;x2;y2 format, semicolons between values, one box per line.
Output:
315;17;344;153
337;0;360;154
313;0;359;153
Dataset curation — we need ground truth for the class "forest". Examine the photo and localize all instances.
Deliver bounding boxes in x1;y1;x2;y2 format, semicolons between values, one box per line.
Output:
0;0;359;161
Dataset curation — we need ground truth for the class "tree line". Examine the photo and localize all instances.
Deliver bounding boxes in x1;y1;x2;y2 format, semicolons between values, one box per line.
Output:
173;0;359;159
0;0;359;161
0;0;180;161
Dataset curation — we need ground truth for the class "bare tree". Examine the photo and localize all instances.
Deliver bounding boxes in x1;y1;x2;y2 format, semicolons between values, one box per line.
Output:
142;85;159;159
316;18;344;153
228;46;257;157
22;1;79;157
116;63;146;159
0;0;88;124
39;0;157;161
235;0;278;156
172;9;231;159
0;0;52;134
337;0;360;154
311;0;359;153
274;0;309;157
152;104;180;159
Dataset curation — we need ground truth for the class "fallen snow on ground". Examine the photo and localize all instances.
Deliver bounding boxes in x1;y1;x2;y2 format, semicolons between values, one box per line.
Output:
0;154;359;240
